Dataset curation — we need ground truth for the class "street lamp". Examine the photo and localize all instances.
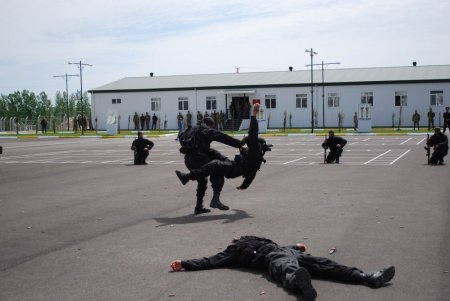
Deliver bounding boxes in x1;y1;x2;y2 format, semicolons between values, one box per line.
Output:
305;48;318;133
53;73;79;131
68;61;93;135
306;61;340;128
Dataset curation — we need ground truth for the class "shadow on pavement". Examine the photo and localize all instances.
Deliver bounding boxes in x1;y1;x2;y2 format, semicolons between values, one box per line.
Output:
154;209;253;227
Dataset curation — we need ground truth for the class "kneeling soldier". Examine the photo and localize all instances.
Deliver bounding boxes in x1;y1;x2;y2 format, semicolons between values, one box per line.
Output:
322;130;347;164
131;131;154;165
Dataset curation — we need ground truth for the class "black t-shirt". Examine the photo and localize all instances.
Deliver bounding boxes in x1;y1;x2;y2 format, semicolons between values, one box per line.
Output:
132;138;154;152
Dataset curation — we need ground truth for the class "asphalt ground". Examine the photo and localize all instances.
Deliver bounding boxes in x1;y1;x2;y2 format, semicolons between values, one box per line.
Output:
0;135;448;301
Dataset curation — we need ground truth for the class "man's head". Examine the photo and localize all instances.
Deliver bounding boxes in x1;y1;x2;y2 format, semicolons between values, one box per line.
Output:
415;110;418;113
434;127;441;135
446;107;449;112
328;130;335;137
137;131;143;138
203;117;215;128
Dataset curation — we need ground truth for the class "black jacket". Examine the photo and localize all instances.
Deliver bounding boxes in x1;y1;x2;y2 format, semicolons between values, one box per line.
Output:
234;116;264;189
131;138;154;153
181;236;284;271
322;136;347;151
427;133;449;149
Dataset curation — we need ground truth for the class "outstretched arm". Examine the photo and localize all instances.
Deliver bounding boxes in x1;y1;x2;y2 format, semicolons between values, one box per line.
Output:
171;249;237;271
246;104;260;148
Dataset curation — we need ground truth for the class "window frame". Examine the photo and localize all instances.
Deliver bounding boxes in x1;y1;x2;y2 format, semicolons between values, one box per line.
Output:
295;94;308;108
327;93;340;108
430;90;443;106
361;92;373;106
394;91;407;106
265;95;277;109
178;97;189;111
206;96;217;110
151;97;161;111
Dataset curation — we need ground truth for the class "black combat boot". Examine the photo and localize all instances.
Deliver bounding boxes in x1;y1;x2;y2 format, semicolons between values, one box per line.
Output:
361;266;395;288
290;268;317;300
195;197;211;215
210;192;229;210
175;170;191;185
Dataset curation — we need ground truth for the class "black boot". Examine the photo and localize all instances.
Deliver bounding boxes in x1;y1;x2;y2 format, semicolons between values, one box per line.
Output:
210;192;229;211
361;266;395;288
291;268;317;300
195;197;211;215
175;170;190;185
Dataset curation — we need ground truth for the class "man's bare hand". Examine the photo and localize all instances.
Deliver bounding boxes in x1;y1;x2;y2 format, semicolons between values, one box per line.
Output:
296;243;306;252
171;260;183;271
252;103;260;116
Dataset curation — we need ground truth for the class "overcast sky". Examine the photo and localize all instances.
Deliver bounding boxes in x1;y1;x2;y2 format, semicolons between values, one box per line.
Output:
1;0;449;100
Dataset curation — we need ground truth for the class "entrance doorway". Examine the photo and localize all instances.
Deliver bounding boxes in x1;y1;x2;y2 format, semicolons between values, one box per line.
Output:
230;96;250;120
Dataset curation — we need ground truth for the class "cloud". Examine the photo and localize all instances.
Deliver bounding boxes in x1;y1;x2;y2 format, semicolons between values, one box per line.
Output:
0;0;449;99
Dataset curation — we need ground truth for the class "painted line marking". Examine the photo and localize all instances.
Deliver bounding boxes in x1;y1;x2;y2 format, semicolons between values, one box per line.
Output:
399;138;412;145
283;157;307;164
416;137;426;145
364;150;391;165
389;150;411;165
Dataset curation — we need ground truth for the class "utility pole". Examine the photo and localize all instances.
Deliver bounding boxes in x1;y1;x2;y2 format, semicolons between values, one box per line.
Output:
68;61;93;135
306;61;340;129
53;73;79;131
305;49;318;133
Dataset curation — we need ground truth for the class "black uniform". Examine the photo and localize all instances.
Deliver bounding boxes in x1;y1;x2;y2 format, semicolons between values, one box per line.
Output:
151;114;158;130
443;111;450;133
188;116;269;189
322;136;347;164
180;236;394;298
427;133;448;165
131;137;154;164
183;124;242;209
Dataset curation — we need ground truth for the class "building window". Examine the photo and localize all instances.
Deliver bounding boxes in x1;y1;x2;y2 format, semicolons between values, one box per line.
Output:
327;93;340;107
296;94;307;108
206;96;216;110
111;98;121;104
361;92;373;106
265;95;277;109
178;97;189;110
394;92;407;106
430;90;443;106
151;97;161;111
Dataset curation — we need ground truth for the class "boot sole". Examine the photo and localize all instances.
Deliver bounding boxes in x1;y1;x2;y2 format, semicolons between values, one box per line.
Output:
210;203;229;210
374;266;395;288
175;170;189;185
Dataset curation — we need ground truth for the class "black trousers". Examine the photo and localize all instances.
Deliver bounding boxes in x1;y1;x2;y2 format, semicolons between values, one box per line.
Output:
413;121;419;130
134;150;149;164
326;148;343;163
190;159;243;180
185;151;228;205
430;145;448;164
152;121;157;130
265;247;363;292
443;120;450;133
428;120;435;130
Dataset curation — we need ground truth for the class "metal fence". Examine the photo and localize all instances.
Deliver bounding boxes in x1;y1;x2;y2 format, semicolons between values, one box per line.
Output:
0;115;69;133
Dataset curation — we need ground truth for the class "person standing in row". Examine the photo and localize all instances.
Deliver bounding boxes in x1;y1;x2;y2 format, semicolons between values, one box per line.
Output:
353;112;358;131
443;107;450;133
427;108;435;130
186;111;192;129
196;111;203;125
219;110;225;130
139;113;145;131
133;112;139;131
145;112;150;130
412;110;421;130
322;130;347;164
176;113;184;140
40;118;48;134
151;113;158;130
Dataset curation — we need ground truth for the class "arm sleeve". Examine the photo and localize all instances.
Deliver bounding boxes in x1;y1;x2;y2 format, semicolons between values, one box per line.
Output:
181;249;236;271
339;137;347;147
246;116;259;148
204;129;242;148
131;140;136;150
146;140;155;149
239;171;256;189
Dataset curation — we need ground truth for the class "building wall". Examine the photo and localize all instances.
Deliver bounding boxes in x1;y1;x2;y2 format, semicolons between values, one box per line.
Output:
91;82;450;130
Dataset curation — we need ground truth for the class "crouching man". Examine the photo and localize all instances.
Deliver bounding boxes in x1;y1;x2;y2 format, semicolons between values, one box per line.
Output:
131;131;154;165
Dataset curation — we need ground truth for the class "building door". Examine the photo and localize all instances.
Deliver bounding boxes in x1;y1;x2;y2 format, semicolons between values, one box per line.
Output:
231;96;250;119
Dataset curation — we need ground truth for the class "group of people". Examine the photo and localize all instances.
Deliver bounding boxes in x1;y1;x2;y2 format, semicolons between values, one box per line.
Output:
126;102;450;299
133;112;158;131
412;107;450;131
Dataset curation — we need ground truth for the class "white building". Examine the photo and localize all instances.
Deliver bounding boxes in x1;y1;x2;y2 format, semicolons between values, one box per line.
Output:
89;65;450;130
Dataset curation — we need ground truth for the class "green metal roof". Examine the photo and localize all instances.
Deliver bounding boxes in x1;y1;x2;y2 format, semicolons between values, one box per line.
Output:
90;65;450;93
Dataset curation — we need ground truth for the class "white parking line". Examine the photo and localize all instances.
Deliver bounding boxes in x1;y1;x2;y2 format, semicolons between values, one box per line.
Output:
389;150;411;165
416;137;426;145
399;138;412;145
364;150;391;165
283;157;307;164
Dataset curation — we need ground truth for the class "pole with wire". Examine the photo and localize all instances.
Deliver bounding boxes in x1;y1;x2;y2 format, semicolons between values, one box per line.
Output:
68;61;93;135
305;49;318;133
53;73;79;131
